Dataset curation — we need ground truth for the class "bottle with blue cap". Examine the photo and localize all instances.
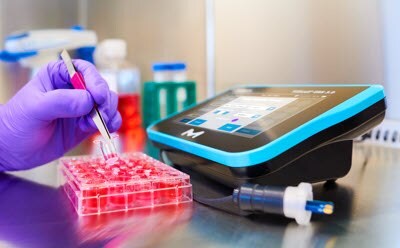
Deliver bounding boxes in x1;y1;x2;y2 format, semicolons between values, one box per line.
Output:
152;62;187;82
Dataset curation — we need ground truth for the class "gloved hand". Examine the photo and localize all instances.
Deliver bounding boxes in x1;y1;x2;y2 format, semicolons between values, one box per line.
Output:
0;59;122;171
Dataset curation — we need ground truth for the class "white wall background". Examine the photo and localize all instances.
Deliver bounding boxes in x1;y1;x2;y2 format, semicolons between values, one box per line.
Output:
381;0;400;120
0;0;386;103
214;0;383;92
86;0;207;99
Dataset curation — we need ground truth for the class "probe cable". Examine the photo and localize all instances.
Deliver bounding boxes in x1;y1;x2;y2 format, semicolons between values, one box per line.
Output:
159;149;333;225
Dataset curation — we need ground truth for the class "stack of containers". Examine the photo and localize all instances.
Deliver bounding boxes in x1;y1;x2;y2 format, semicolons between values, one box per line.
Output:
143;62;196;127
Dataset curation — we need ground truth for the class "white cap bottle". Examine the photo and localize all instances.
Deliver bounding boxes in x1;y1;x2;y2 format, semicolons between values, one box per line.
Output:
94;39;140;94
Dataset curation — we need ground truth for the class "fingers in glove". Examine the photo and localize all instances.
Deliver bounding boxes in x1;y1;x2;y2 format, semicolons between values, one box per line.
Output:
78;109;115;131
108;111;122;133
33;89;94;120
98;90;118;119
47;60;109;106
72;60;109;106
78;116;96;133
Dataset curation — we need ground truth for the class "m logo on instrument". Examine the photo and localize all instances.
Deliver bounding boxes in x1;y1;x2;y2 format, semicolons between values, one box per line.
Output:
181;129;205;138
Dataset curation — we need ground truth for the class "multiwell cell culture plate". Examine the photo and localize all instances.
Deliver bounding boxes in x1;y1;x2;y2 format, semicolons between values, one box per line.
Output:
60;152;192;216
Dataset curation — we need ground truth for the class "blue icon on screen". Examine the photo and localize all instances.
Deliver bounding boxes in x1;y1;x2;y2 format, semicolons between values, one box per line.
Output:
180;118;192;123
218;123;241;132
188;119;207;126
236;128;261;136
266;107;276;111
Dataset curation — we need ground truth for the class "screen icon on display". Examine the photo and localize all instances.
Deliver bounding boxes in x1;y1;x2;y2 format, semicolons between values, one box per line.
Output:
218;123;241;132
213;110;221;114
188;119;207;126
213;109;230;115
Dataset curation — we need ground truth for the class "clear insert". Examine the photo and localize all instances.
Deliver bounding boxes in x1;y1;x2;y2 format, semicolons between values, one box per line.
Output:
93;135;119;161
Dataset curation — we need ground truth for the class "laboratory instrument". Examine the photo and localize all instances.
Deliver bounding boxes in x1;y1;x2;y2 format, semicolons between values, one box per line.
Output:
148;85;385;223
149;85;385;186
59;139;192;216
60;49;117;157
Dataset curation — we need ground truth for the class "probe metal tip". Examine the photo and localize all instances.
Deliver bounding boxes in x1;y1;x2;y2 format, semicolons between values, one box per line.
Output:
60;49;76;78
305;200;334;215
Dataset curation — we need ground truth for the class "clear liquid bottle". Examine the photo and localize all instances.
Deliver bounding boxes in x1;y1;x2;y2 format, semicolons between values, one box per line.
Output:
94;39;142;134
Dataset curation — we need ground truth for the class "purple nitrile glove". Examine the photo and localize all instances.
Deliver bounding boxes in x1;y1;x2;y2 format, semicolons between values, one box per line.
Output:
0;59;122;171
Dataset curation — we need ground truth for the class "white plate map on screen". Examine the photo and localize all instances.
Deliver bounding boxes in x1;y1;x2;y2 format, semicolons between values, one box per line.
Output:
176;90;326;138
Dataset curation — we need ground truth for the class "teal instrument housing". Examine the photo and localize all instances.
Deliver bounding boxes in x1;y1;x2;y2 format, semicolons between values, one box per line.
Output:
148;84;386;186
148;85;385;166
